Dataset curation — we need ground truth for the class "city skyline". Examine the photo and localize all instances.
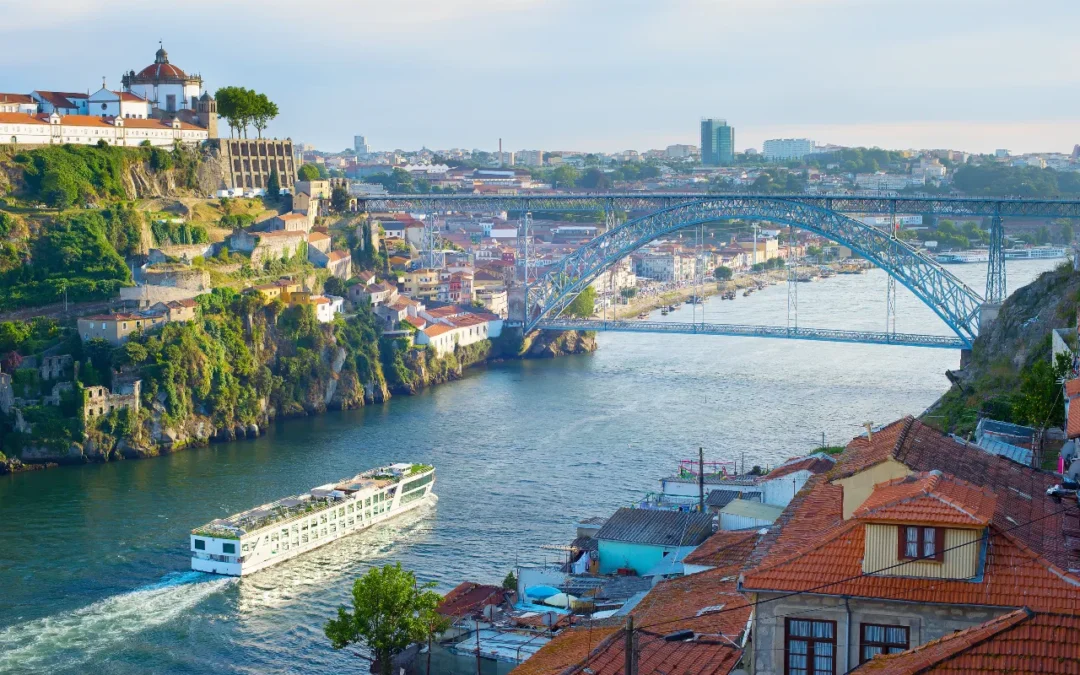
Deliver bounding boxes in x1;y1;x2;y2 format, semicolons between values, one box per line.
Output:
2;0;1079;154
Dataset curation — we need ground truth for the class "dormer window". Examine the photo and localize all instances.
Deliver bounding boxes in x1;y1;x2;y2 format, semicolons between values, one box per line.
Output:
898;525;944;562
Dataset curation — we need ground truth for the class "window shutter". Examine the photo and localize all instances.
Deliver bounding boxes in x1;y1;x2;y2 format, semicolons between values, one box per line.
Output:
897;525;907;559
934;527;946;562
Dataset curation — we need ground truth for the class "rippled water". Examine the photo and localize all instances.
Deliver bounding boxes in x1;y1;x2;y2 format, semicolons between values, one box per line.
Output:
0;259;1059;674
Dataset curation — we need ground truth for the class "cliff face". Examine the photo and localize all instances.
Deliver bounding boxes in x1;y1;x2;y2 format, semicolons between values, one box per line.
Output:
519;329;597;358
927;261;1078;434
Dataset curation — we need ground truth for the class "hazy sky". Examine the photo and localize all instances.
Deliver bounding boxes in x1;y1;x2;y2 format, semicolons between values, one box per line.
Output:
3;0;1079;154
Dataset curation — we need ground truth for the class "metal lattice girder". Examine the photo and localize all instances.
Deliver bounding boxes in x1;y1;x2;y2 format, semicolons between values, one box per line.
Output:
985;214;1006;303
357;193;1080;220
523;197;983;347
537;319;967;349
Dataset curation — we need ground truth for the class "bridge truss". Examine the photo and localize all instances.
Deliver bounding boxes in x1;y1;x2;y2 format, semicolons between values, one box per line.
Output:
357;193;1080;350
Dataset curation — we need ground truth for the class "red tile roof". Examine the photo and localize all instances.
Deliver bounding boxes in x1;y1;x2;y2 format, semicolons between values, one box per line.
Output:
682;529;760;570
1065;378;1080;397
0;93;34;105
853;471;998;526
631;568;751;640
423;324;454;337
436;582;508;620
765;454;836;481
552;630;743;675
510;626;618;675
327;250;350;262
855;608;1080;674
307;231;330;242
0;112;47;125
825;417;1078;572
742;516;1080;612
34;91;85;109
402;315;426;330
1068;398;1080;439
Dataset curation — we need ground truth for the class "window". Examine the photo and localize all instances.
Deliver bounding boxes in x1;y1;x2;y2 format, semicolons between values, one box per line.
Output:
222;543;236;554
860;624;909;663
194;539;206;550
898;526;944;562
785;618;836;675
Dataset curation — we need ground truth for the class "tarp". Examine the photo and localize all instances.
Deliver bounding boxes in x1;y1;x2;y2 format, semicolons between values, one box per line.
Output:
524;585;560;600
572;552;590;575
543;592;579;608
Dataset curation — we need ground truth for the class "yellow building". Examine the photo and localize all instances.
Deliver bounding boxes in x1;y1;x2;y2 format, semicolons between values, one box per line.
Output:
737;238;780;263
404;268;440;302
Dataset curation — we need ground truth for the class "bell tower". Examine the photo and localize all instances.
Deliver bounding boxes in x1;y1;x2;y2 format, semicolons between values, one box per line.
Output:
196;91;218;139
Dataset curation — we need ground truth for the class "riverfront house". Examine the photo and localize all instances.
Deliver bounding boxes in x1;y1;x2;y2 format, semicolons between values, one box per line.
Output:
594;508;714;575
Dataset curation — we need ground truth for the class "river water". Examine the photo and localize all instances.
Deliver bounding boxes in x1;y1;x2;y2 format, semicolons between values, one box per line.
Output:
0;259;1060;674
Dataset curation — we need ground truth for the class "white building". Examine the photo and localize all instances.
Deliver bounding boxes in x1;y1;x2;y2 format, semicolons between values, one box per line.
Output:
516;150;544;167
87;86;151;119
0;112;208;147
0;94;37;114
762;138;815;162
634;252;696;282
312;295;344;323
854;173;921;191
665;144;697;159
354;135;368;154
32;91;89;115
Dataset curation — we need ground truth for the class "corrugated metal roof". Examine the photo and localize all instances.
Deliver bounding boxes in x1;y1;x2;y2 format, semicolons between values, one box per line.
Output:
706;489;761;508
718;499;784;522
594;508;714;547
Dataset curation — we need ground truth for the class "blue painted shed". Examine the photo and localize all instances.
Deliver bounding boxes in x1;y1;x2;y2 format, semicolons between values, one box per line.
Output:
595;508;714;575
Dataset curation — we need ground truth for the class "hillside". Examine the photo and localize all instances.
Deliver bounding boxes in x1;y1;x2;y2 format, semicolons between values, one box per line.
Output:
926;260;1078;436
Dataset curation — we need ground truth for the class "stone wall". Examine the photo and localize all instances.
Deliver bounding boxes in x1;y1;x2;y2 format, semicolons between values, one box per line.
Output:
208;139;297;192
750;592;1008;675
149;243;217;264
143;266;211;291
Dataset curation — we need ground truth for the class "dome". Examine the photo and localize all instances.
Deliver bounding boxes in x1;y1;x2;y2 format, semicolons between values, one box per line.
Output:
134;45;189;81
200;91;212;101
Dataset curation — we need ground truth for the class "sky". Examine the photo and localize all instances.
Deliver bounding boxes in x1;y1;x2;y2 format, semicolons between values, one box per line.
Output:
3;0;1079;155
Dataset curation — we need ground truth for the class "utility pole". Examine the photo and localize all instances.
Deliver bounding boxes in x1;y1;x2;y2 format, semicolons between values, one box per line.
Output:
475;619;482;675
624;616;635;675
698;446;705;513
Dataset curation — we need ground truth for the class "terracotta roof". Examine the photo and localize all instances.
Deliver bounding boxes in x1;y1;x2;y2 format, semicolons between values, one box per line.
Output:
327;250;350;262
853;471;998;526
1068;398;1080;439
747;475;846;568
557;630;743;675
423;324;454;337
1065;378;1080;397
49;114;115;128
682;529;760;570
135;61;189;80
256;230;305;240
0;112;47;125
510;626;618;675
120;118;204;131
278;213;308;221
855;608;1080;674
741;516;1080;612
34;91;85;109
632;567;751;639
436;582;508;620
307;231;330;242
595;508;714;548
0;93;34;105
827;417;1078;571
765;454;837;481
402;315;426;330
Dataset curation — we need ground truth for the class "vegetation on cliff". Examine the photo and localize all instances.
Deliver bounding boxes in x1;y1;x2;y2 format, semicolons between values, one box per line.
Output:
927;261;1079;436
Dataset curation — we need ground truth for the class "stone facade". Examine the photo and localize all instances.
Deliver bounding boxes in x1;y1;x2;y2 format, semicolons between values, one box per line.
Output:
39;354;73;381
84;380;141;421
749;592;1006;675
143;266;211;291
210;139;297;191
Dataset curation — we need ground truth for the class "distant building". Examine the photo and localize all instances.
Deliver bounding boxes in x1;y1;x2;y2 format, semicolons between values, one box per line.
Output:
354;135;368;154
665;143;697;159
516;150;544;167
762;138;815;162
700;118;735;166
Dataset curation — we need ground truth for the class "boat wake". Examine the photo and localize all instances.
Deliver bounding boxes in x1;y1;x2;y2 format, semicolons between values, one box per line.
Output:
0;570;235;671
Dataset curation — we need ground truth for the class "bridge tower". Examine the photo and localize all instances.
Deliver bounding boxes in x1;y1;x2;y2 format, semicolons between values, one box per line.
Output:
985;211;1006;303
787;225;798;330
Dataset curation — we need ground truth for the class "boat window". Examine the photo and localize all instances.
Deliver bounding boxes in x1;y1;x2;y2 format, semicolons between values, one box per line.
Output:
194;539;206;550
223;543;236;554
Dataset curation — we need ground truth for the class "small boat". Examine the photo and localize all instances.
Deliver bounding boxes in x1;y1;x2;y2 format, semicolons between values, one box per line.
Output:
742;289;752;297
637;312;649;320
661;308;669;316
667;304;677;311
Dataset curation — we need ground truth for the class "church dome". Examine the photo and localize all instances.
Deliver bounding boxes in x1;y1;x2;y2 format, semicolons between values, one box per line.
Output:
134;45;189;80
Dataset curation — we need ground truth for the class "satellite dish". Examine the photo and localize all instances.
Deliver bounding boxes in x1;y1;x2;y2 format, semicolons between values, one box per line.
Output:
541;611;559;628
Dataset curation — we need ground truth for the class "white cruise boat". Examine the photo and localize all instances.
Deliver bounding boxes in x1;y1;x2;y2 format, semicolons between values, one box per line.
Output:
1004;246;1067;260
934;250;990;264
190;463;436;576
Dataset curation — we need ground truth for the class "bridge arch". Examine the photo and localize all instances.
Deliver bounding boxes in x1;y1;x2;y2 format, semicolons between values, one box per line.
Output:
525;197;984;345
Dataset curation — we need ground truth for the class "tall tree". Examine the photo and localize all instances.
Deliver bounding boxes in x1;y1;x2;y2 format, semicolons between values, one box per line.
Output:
265;166;281;202
251;93;279;139
325;563;442;675
565;286;596;318
298;164;321;181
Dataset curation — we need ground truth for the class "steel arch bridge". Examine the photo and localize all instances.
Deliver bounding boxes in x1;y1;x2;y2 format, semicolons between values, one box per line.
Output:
521;197;983;346
356;192;1080;350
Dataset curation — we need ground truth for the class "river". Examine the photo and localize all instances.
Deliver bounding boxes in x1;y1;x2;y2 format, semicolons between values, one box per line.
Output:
0;258;1061;674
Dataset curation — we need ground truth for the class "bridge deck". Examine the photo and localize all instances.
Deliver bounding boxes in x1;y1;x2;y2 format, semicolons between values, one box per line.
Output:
532;319;968;349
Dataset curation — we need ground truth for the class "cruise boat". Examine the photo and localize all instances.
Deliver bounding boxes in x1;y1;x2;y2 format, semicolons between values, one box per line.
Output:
190;463;436;576
935;250;990;264
1004;246;1067;260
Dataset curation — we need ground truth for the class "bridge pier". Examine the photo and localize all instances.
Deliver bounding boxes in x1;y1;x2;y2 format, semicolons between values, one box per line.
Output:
961;302;1003;368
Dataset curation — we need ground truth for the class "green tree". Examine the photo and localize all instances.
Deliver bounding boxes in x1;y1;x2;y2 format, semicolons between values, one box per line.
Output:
298;164;321;182
1058;220;1074;244
713;266;733;281
331;186;349;213
578;168;611;190
1012;355;1069;428
502;570;517;591
325;563;443;675
265;166;281;202
250;93;279;139
565;286;596;318
550;165;580;188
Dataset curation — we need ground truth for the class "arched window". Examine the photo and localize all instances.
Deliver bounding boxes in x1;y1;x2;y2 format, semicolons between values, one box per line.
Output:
10;137;15;144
